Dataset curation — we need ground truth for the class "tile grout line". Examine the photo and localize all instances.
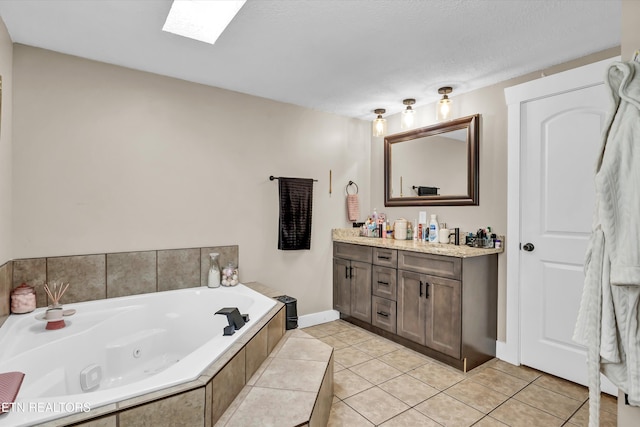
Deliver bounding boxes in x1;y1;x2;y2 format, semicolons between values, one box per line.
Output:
323;321;602;427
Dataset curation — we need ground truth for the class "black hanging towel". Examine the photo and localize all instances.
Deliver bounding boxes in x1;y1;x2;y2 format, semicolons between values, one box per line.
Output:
278;177;314;250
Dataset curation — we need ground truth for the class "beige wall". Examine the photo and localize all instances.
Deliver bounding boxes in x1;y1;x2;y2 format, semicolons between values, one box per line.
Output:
8;41;621;332
370;47;619;341
622;0;640;61
12;45;370;316
0;18;11;265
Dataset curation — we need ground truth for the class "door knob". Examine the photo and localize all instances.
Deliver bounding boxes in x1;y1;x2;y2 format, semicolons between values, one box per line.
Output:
523;243;535;252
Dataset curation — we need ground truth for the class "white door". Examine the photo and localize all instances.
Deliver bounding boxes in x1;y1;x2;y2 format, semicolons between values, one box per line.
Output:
518;60;616;394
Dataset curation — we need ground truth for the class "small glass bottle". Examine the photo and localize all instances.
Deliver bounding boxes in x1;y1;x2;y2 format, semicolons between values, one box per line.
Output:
222;262;239;286
208;253;221;288
11;283;36;314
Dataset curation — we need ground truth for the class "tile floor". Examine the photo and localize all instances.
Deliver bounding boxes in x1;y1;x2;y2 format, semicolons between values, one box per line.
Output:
301;320;617;427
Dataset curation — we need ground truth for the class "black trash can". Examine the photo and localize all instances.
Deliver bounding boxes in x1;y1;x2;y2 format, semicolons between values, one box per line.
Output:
276;295;298;330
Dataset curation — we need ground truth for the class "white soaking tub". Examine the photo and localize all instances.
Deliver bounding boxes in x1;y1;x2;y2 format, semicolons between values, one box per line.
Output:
0;284;276;426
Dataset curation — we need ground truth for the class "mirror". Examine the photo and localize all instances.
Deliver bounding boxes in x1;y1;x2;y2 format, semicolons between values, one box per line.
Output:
384;114;479;206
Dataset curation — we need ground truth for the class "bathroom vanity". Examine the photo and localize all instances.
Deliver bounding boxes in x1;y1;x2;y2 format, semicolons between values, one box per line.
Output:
332;229;501;372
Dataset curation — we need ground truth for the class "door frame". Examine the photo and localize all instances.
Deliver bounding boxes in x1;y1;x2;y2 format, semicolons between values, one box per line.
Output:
500;56;619;365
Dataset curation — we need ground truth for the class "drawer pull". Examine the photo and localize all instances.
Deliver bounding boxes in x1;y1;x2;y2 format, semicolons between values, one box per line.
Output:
425;282;430;299
377;281;389;286
378;255;391;260
376;311;390;317
419;281;423;297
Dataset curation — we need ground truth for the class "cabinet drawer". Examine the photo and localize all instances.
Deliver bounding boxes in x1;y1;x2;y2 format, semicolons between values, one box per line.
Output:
373;247;397;267
372;265;397;301
372;296;396;333
398;251;461;280
334;242;372;263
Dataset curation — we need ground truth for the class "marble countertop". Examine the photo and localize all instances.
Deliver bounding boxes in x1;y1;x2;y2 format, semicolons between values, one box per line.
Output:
332;229;503;258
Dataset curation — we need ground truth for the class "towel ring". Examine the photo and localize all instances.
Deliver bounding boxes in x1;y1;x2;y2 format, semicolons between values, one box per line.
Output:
346;181;358;195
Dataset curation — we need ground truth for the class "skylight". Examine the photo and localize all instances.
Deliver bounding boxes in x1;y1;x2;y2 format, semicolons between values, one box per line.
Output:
162;0;246;45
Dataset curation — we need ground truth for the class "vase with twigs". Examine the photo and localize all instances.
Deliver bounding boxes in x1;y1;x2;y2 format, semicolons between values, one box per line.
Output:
44;282;69;309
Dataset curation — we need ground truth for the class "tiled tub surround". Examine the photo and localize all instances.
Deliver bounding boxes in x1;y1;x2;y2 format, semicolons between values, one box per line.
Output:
1;245;238;326
0;261;12;327
0;284;277;426
1;282;286;427
216;329;334;427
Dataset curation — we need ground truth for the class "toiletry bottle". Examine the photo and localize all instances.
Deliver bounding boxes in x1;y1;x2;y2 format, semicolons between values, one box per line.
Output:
413;220;419;241
407;222;413;240
428;214;439;243
208;253;221;288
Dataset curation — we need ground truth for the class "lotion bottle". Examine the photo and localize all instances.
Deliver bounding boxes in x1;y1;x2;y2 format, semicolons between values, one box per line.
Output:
428;214;439;243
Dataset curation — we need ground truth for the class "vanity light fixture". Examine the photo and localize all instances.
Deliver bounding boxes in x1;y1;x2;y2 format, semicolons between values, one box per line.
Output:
436;87;453;121
401;99;416;130
372;109;387;137
163;0;246;45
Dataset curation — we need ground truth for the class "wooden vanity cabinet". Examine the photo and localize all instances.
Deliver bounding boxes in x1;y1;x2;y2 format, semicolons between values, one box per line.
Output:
333;243;372;323
397;270;461;358
397;250;496;370
333;241;497;371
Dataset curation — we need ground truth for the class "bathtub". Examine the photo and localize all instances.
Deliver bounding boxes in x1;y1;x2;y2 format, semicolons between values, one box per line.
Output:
0;284;277;426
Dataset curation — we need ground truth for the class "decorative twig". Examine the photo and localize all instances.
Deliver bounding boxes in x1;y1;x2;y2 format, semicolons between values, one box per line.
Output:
44;282;70;306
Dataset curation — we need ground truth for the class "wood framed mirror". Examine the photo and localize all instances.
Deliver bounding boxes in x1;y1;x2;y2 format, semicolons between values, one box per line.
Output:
384;114;479;206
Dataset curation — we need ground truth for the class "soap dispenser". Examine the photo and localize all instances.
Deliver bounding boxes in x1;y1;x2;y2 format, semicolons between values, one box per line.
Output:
428;214;439;243
208;253;221;288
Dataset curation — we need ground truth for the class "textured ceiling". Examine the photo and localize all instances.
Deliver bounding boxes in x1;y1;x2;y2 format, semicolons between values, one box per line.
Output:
0;0;621;120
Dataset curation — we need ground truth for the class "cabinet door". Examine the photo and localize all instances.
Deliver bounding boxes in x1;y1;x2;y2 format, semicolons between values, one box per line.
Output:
397;270;426;345
424;275;461;358
350;261;372;323
333;258;351;315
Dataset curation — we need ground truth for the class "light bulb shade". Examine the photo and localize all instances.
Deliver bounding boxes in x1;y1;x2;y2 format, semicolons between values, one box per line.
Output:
436;97;452;121
401;108;415;130
372;117;387;137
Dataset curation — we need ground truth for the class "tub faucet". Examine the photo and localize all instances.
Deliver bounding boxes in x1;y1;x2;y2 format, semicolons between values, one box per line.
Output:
215;307;250;336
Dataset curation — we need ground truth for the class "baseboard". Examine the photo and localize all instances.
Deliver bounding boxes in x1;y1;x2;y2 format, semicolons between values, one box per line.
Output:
298;310;340;328
495;340;519;365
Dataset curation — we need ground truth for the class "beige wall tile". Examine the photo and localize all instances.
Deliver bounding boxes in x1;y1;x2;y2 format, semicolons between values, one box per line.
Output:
74;415;117;427
245;326;268;382
47;255;106;304
107;251;156;298
267;307;285;354
12;258;47;307
309;354;333;427
225;387;316;427
119;388;205;427
157;248;200;291
256;358;326;392
205;381;212;427
200;246;239;287
211;348;246;425
0;261;12;319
